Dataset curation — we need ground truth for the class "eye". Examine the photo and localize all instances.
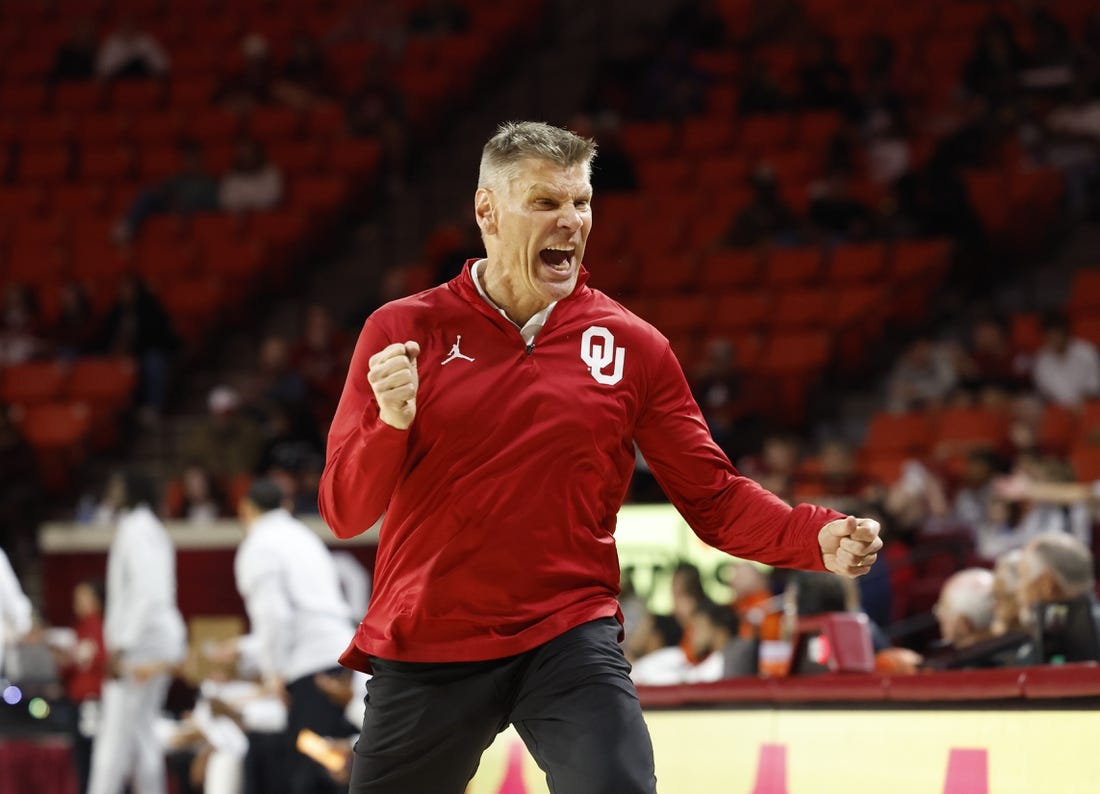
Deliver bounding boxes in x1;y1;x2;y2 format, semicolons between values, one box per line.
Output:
575;199;590;209
534;198;555;208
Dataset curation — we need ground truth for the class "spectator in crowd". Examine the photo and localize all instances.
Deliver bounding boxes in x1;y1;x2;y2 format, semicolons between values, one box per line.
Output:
671;562;717;664
95;17;169;80
739;434;801;503
626;610;688;686
807;169;878;241
50;19;99;82
0;283;45;365
992;549;1025;635
52;281;98;359
722;165;802;248
934;568;996;650
1032;311;1100;407
275;33;330;109
691;338;745;457
577;115;638;194
98;274;179;416
1040;78;1100;217
183;386;263;481
865;112;912;188
812;440;869;509
407;0;470;36
219;138;284;214
51;580;108;794
730;562;782;642
245;336;309;427
685;601;756;681
952;450;1004;530
1017;532;1100;662
89;470;186;794
290;305;352;431
216;34;275;112
177;466;224;524
114;140;219;242
0;543;33;682
886;336;958;412
955;315;1028;402
963;15;1025;108
798;34;853;112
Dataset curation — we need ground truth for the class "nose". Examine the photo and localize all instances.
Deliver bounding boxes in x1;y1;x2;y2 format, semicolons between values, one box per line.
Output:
558;205;582;232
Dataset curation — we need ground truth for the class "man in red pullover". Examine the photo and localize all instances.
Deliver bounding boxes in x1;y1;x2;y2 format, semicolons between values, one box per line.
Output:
320;121;883;793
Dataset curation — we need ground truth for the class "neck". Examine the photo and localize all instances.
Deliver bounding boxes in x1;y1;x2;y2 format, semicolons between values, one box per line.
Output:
478;258;548;327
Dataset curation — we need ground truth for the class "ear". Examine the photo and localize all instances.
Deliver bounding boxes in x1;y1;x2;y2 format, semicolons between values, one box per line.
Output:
474;188;497;236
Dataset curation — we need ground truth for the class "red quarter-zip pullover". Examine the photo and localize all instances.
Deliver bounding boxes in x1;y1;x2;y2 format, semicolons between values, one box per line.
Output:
320;261;840;670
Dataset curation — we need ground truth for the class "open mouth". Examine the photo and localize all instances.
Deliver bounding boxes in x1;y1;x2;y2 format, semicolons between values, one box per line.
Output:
539;246;575;272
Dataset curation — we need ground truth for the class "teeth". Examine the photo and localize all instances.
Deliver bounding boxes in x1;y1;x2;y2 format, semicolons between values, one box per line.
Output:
545;246;574;252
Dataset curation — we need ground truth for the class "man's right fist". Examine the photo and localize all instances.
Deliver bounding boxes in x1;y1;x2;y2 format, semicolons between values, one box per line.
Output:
368;341;420;430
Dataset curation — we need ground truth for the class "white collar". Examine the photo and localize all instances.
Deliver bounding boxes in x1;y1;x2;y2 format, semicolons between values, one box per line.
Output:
470;259;557;347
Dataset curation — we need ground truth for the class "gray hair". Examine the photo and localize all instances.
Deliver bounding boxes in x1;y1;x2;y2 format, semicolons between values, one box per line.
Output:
477;121;597;189
1023;532;1095;599
940;568;995;632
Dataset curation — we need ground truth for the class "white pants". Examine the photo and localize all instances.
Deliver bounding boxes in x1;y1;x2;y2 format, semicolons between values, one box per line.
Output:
87;675;171;794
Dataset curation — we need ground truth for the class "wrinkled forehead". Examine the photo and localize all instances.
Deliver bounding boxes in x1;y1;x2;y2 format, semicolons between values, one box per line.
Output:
509;157;592;197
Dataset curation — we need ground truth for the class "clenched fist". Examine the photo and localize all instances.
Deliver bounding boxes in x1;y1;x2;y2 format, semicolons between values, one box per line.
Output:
368;341;420;430
818;515;883;578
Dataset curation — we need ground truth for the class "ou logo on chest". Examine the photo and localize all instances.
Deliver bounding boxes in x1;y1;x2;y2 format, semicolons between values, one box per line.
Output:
580;326;626;386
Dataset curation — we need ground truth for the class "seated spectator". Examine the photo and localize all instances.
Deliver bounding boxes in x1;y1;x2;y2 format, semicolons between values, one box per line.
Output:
95;17;169;80
245;335;308;417
98;274;179;416
797;34;853;112
1032;311;1100;407
730;562;781;642
934;568;996;649
407;0;470;36
1017;532;1100;663
51;281;98;359
183;386;263;481
722;165;801;248
684;601;756;681
626;611;688;686
217;34;275;112
883;460;950;540
691;338;744;456
115;140;220;242
1041;78;1100;217
219;138;284;214
671;562;716;664
50;18;98;82
886;336;958;412
0;284;45;365
290;305;352;431
274;33;330;110
955;316;1029;402
178;466;225;524
811;441;868;508
963;15;1025;107
256;405;322;482
951;450;1004;530
807;169;878;241
739;434;801;503
865;112;911;187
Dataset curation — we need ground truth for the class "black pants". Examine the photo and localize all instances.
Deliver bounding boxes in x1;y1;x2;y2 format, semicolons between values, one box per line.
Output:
287;667;357;794
350;617;657;794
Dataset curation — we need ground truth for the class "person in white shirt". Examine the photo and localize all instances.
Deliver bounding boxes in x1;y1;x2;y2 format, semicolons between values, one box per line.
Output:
0;545;33;681
219;138;284;214
89;471;187;794
1033;312;1100;407
95;18;169;80
231;479;355;794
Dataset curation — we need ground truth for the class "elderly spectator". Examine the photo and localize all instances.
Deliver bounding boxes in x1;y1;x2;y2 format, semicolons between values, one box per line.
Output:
51;18;98;82
219;138;284;214
115;140;219;242
183;386;263;481
1032;312;1100;407
935;569;996;649
95;17;169;80
887;337;958;412
1017;532;1100;662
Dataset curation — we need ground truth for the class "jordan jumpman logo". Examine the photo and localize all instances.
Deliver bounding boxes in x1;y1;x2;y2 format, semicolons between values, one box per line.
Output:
441;335;475;365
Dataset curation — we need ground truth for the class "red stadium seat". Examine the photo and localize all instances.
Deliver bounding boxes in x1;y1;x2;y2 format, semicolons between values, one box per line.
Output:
49;184;110;218
247;107;303;141
161;277;224;342
189;213;245;248
737;115;793;153
890;238;952;280
681;117;734;155
698;250;761;291
1072;315;1100;348
586;257;635;297
649;294;711;335
168;76;217;108
694;154;750;190
109;80;165;112
864;411;932;455
0;84;48;114
0;186;47;218
764;247;822;288
1070;270;1100;314
267;141;325;177
620;122;676;159
826;243;886;283
18;115;73;147
131;112;184;144
292;176;351;217
73;114;128;145
934;408;1009;452
79;145;135;182
0;362;68;405
1039;404;1079;455
17;146;72;183
12;401;92;491
794;111;843;151
761;331;831;374
1011;312;1043;352
635;254;698;293
710;291;771;333
859;452;908;487
304;103;347;140
326;138;383;180
636;158;694;190
768;288;830;329
1071;446;1100;481
53;82;105;114
67;357;137;410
